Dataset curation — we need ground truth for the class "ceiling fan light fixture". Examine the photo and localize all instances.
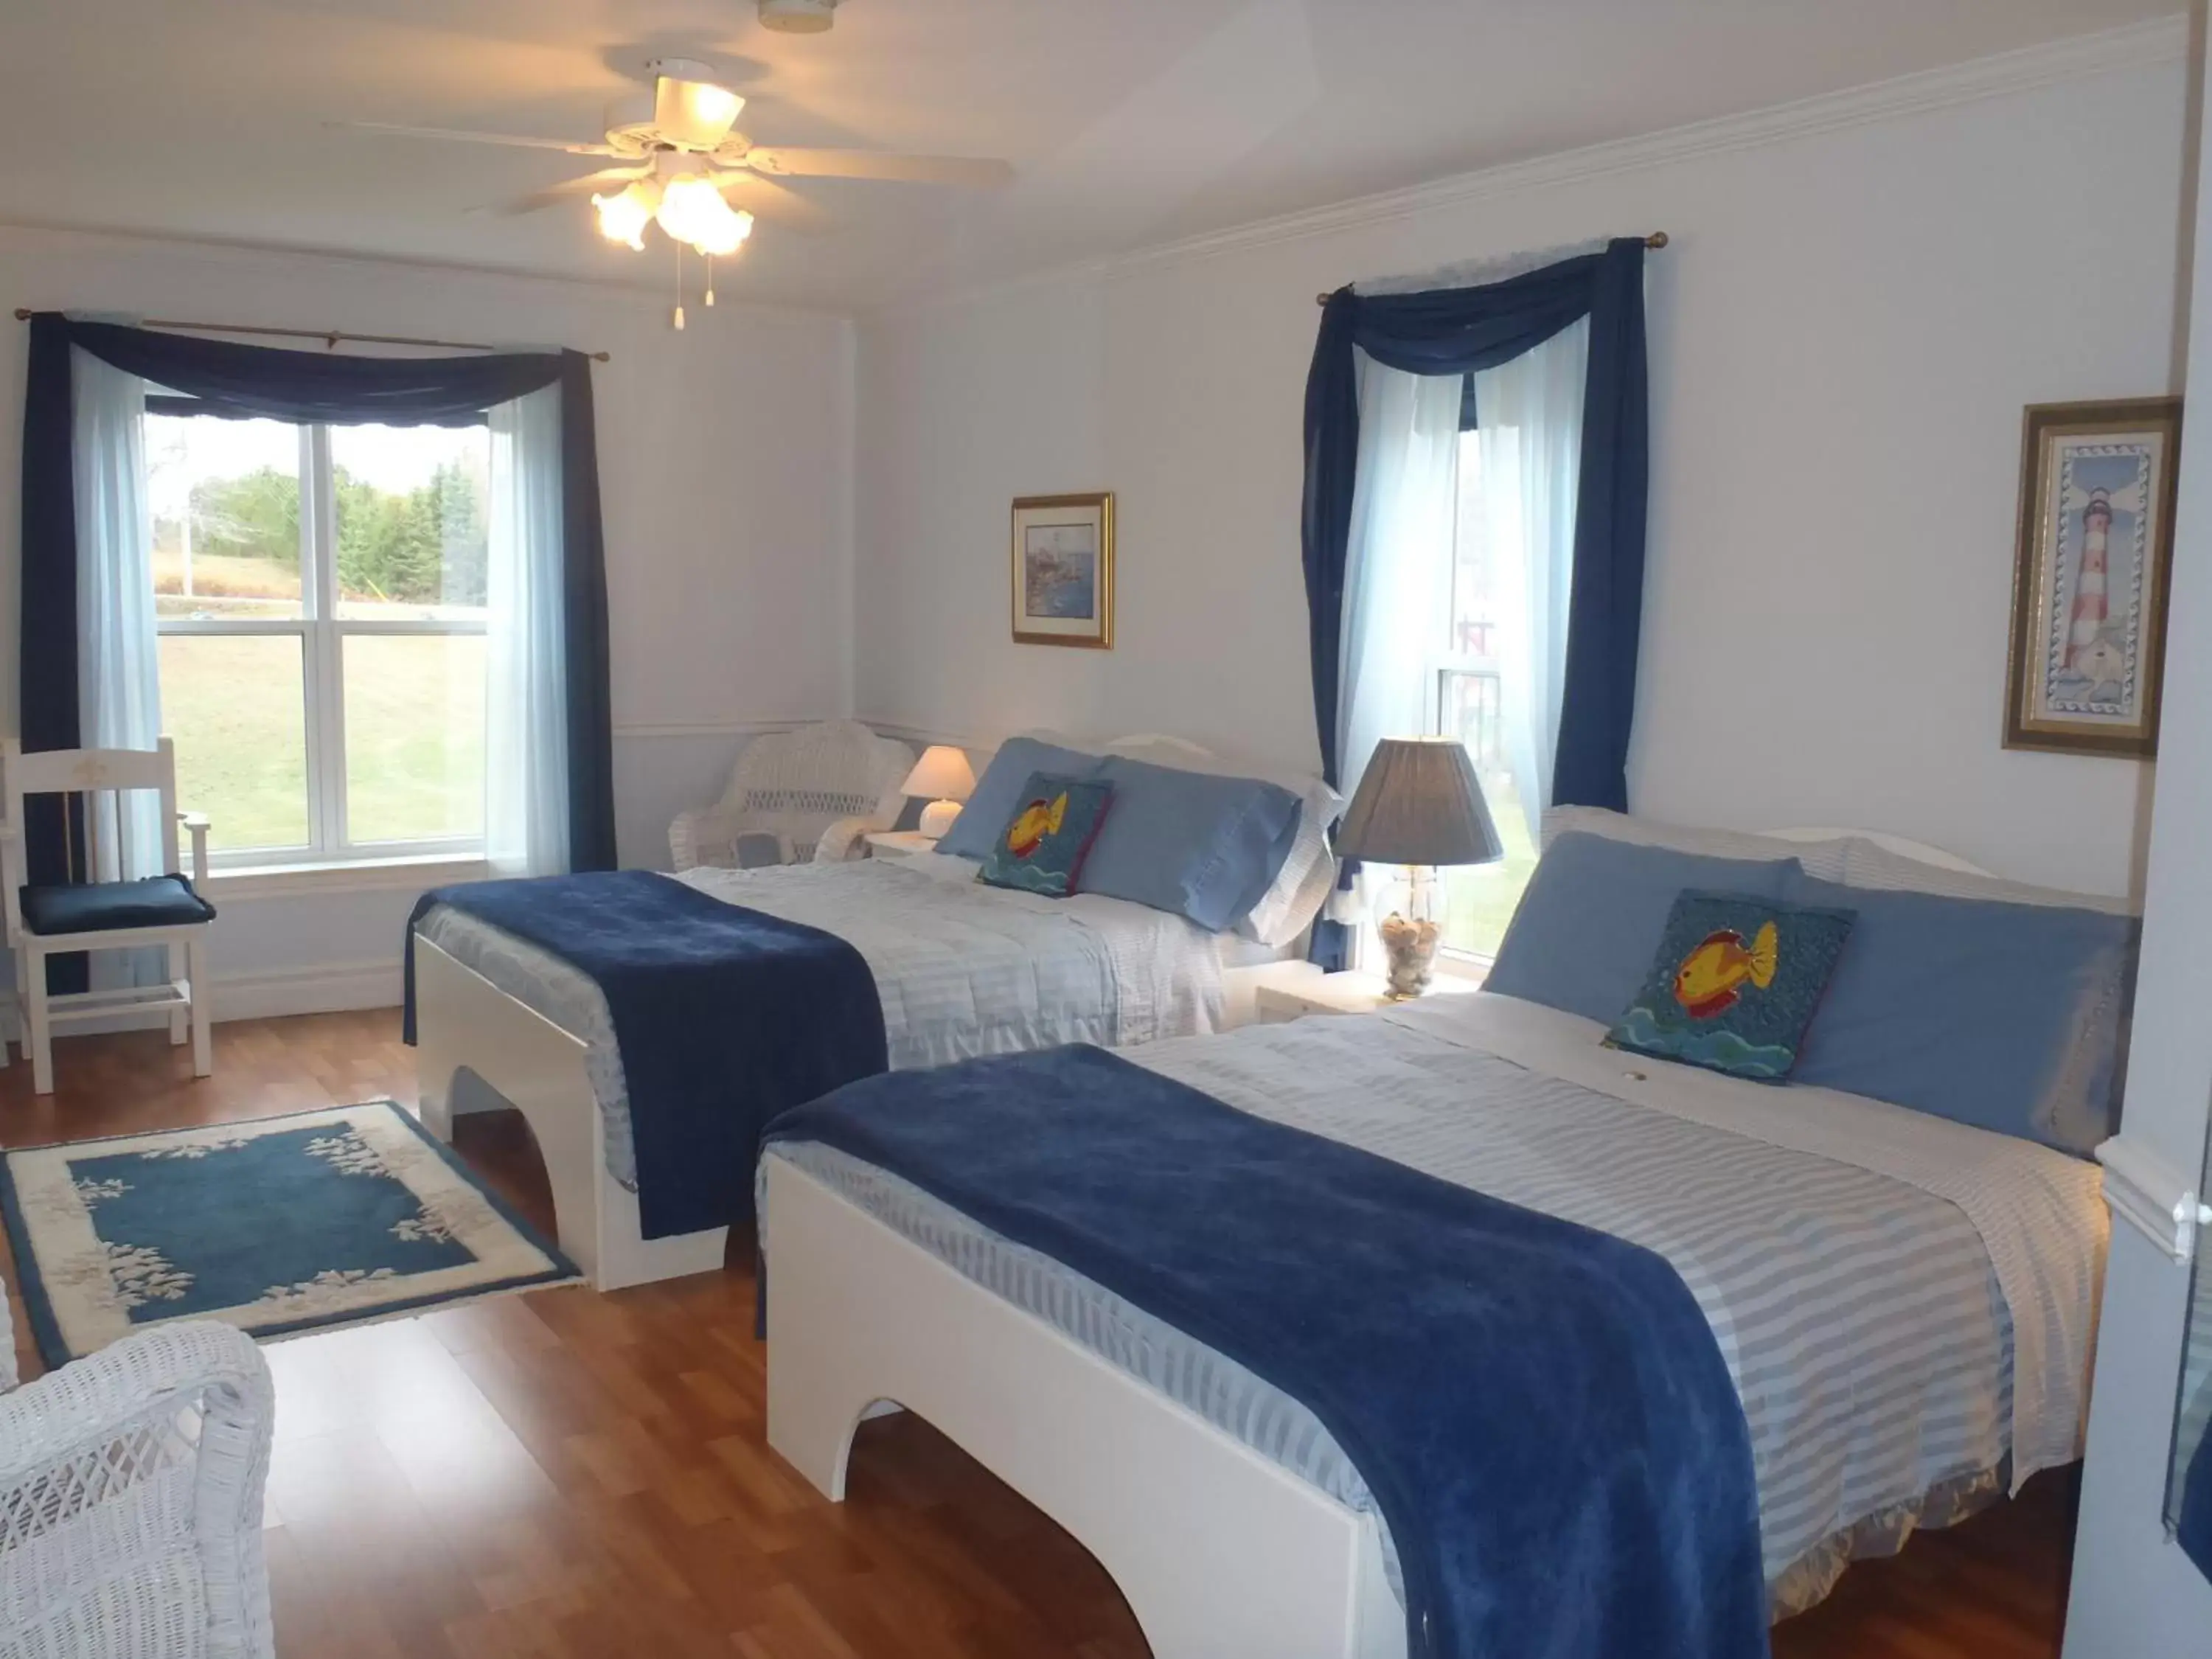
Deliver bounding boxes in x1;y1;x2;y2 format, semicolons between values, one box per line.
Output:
650;64;745;147
655;175;754;256
591;178;661;250
759;0;837;33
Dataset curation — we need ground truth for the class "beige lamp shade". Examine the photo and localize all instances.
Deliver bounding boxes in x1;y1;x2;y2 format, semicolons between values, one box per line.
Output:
1335;737;1502;867
903;745;977;839
901;745;976;803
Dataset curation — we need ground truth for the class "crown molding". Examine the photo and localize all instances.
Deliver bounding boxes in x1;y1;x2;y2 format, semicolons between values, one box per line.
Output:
0;218;853;326
876;14;2191;321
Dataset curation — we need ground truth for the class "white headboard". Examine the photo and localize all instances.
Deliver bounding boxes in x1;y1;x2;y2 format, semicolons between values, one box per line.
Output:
1764;826;1992;877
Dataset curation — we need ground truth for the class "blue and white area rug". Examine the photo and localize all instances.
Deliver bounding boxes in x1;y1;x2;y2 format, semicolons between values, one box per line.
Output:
0;1102;578;1366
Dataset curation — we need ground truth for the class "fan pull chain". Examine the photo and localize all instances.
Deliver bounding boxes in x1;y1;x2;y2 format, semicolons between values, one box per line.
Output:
672;242;686;331
705;254;717;308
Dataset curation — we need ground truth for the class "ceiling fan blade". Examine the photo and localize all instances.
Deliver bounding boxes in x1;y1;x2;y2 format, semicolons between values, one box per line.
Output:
740;147;1013;187
333;119;620;158
481;167;652;218
709;170;833;234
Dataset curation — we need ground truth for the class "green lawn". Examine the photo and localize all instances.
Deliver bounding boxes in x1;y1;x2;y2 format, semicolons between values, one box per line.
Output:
1439;776;1539;959
158;633;484;855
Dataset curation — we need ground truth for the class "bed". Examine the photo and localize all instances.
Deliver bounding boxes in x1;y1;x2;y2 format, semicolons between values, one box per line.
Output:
412;734;1337;1290
756;818;2124;1658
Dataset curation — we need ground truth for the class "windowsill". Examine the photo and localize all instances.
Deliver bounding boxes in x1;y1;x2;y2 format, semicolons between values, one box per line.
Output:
203;852;491;901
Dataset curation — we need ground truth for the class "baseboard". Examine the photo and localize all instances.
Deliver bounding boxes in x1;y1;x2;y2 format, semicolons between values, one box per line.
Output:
0;959;403;1046
214;959;402;1023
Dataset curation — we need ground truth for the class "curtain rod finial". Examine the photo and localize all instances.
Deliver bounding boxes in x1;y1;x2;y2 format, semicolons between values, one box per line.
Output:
13;307;31;321
1646;231;1669;249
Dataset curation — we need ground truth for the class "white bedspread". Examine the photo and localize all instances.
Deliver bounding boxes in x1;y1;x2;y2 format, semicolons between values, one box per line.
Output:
767;990;2108;1613
416;853;1222;1187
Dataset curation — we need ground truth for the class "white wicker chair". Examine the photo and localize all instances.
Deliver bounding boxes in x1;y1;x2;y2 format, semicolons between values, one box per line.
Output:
669;720;916;871
0;1312;274;1659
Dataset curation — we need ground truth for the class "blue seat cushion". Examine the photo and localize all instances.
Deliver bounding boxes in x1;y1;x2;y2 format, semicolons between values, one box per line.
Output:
19;875;217;937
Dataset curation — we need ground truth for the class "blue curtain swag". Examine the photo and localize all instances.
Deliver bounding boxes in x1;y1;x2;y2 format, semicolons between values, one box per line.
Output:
17;314;618;911
1298;237;1651;967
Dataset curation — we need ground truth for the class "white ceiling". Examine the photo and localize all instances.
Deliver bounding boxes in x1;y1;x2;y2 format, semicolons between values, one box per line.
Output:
0;0;2182;311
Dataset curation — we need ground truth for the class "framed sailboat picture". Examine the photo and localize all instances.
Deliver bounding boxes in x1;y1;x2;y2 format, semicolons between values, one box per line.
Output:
1012;493;1113;648
2003;397;2181;757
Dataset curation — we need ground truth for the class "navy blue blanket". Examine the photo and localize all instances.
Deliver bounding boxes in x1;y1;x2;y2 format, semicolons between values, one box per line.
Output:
406;871;886;1239
765;1045;1767;1659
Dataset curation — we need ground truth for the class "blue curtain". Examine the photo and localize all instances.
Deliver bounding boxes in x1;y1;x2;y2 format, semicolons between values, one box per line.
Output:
18;315;618;914
1300;239;1649;966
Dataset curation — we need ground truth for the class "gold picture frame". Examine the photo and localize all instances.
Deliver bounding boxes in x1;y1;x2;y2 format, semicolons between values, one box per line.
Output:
1012;493;1113;648
2003;397;2181;758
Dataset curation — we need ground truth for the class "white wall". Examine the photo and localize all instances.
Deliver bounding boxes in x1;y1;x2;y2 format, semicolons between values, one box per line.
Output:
854;38;2191;897
2063;27;2212;1651
0;225;855;1013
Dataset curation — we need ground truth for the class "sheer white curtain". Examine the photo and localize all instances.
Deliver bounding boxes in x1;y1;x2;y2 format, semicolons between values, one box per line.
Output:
1329;349;1461;923
1473;316;1587;844
484;383;570;877
72;347;164;985
1334;348;1462;797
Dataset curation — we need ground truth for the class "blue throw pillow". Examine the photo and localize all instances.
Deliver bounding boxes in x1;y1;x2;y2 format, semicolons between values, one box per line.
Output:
1607;891;1855;1082
1073;757;1304;932
975;773;1115;898
937;737;1104;860
1784;869;2139;1158
1484;832;1804;1023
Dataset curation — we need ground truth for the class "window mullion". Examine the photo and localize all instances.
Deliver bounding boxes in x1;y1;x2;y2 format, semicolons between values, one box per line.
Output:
303;425;349;856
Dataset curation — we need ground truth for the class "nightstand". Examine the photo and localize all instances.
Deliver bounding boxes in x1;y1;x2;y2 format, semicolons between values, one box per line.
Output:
1253;968;1482;1023
863;830;939;859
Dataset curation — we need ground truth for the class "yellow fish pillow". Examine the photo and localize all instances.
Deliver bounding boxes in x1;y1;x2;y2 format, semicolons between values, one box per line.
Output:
975;771;1116;899
1606;889;1855;1081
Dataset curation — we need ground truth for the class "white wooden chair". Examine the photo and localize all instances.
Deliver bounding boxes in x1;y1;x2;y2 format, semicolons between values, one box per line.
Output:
0;1278;275;1659
0;739;215;1095
669;720;915;871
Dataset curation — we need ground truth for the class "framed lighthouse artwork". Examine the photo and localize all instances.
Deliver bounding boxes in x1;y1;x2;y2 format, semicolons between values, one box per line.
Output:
2004;397;2182;757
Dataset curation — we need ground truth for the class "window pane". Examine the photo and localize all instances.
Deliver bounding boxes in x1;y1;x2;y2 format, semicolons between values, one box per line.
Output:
343;633;486;844
156;633;309;852
146;414;304;619
329;424;492;621
1439;428;1539;960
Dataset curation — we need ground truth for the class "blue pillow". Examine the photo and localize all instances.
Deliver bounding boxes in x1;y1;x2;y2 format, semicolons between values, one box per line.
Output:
975;773;1115;898
937;737;1102;860
1784;870;2138;1158
1484;832;1803;1023
1074;757;1304;932
1607;890;1856;1082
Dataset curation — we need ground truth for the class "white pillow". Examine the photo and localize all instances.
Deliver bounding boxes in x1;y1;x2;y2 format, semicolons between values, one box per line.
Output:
1840;838;2138;915
1542;804;1850;882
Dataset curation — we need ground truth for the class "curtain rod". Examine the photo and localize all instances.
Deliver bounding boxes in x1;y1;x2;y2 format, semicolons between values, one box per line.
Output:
1313;231;1669;305
11;308;611;362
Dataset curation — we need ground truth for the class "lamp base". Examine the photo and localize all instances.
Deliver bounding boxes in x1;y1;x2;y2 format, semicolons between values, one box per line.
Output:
1373;864;1441;999
918;799;963;840
1375;910;1442;999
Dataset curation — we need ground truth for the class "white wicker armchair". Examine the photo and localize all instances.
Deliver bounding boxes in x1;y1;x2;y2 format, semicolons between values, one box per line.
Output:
669;720;916;871
0;1320;275;1659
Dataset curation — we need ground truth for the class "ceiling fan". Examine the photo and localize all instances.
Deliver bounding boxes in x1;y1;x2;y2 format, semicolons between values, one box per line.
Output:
341;58;1012;320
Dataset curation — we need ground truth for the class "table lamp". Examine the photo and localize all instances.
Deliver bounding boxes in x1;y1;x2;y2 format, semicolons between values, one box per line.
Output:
1334;737;1503;999
902;745;977;840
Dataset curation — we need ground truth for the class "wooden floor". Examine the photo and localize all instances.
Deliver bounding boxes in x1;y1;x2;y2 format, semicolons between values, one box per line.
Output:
0;1012;2079;1658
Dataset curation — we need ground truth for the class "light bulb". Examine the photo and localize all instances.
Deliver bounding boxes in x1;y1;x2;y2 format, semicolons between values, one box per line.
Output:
591;179;661;251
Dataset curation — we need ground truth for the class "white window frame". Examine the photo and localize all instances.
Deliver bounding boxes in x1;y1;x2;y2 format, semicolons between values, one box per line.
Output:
153;420;489;870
